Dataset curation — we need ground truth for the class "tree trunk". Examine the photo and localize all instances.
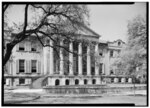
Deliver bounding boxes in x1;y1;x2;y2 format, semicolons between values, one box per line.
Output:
3;43;15;67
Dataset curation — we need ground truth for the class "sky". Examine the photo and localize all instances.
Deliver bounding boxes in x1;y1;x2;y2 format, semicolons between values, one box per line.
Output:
6;3;146;42
88;3;146;42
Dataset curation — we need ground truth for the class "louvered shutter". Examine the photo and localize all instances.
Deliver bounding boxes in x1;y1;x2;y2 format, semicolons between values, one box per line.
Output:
25;60;28;73
103;64;105;74
6;79;9;86
37;61;41;74
28;78;31;84
16;78;19;85
16;60;19;74
25;78;29;84
29;60;31;73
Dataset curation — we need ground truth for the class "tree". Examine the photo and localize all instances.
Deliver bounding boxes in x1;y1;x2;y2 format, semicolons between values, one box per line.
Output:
3;4;90;67
112;15;147;83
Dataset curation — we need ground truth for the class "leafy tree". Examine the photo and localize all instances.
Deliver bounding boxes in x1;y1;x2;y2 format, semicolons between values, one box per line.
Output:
3;4;90;67
112;15;147;83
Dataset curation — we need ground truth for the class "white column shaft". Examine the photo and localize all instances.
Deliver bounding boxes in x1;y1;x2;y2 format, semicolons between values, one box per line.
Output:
50;39;54;75
69;42;73;75
78;43;82;75
95;44;99;75
87;46;91;75
60;40;64;75
43;47;49;74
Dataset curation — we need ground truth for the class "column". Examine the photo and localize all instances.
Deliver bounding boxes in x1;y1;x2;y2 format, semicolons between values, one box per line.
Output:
78;42;82;75
49;39;54;75
87;45;91;75
69;41;73;75
43;39;49;75
95;43;99;75
59;40;64;75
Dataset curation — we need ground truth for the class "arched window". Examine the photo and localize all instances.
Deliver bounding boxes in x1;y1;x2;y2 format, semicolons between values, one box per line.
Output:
55;79;60;86
92;79;96;84
84;79;88;85
75;79;79;85
65;79;69;85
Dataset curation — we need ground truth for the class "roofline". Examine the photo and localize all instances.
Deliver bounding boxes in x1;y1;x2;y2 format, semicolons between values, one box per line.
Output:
79;23;101;38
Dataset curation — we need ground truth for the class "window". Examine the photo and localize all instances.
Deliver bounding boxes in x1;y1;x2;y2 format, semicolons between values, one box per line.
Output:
110;70;114;75
99;49;103;56
19;43;25;51
99;63;103;74
110;50;113;57
84;79;87;85
31;48;36;52
31;43;37;52
111;78;114;83
31;60;37;73
65;79;69;85
92;79;96;84
19;78;25;85
55;79;60;86
118;42;121;46
91;67;95;75
75;79;79;85
19;60;25;73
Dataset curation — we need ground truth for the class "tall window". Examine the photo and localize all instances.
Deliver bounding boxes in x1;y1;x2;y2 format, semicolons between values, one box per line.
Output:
19;78;25;84
31;44;37;52
99;63;103;74
110;70;114;75
19;43;25;51
118;42;121;46
19;60;25;73
31;60;37;73
110;50;113;57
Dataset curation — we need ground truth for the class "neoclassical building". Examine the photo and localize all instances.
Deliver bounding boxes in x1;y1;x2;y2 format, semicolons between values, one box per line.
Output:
4;26;132;87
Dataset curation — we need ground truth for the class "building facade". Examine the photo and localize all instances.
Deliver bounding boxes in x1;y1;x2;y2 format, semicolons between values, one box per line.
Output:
4;27;132;87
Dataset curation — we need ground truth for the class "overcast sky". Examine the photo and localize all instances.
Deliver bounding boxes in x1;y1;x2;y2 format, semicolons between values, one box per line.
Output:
6;3;146;42
88;3;146;42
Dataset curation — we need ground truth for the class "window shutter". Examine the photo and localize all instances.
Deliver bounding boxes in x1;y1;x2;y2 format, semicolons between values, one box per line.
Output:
28;60;31;73
6;79;9;86
16;60;19;74
16;78;19;85
25;60;27;73
28;78;31;84
103;64;105;74
37;61;41;74
25;78;29;84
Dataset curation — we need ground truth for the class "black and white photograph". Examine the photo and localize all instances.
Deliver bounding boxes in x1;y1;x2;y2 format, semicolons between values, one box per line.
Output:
2;2;148;106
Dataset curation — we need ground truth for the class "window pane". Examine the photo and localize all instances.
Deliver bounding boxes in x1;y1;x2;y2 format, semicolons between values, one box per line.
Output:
19;43;25;51
32;60;37;72
19;60;24;72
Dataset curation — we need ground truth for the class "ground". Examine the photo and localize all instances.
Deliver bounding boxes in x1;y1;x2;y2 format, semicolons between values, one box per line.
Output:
3;84;147;106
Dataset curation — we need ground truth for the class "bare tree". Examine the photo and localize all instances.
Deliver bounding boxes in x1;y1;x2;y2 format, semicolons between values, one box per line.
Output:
3;4;90;66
